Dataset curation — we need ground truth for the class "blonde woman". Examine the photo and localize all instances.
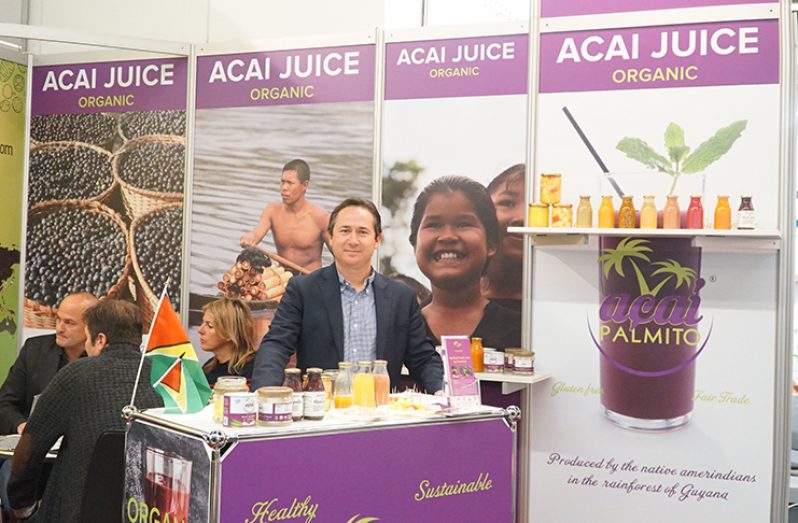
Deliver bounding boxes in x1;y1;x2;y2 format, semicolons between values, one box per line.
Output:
199;298;258;386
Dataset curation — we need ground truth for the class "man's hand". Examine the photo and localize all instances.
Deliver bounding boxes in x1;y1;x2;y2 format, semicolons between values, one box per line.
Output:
240;232;257;247
16;421;25;434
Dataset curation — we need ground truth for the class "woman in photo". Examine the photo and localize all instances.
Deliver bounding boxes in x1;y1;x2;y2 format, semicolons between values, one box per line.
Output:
199;298;258;386
409;175;521;350
483;163;525;312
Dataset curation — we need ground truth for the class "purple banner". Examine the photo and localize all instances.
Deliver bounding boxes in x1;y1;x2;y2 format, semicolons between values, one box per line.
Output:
385;34;528;100
541;0;776;17
196;44;375;109
540;20;779;93
32;58;187;115
220;418;514;522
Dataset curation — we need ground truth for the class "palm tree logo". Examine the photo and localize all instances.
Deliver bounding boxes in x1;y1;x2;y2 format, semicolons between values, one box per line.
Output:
599;238;696;297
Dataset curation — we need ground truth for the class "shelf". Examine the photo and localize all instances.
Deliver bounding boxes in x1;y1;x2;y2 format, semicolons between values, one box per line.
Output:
507;227;782;251
476;371;552;394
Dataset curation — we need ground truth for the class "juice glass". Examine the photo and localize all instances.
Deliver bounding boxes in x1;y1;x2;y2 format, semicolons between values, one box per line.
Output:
144;447;192;523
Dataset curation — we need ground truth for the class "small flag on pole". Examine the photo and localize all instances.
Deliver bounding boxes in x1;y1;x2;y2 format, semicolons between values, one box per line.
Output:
145;293;211;414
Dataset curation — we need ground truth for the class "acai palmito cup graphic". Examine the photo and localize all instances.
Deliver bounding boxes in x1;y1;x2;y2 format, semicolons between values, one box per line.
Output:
144;447;192;522
593;237;708;431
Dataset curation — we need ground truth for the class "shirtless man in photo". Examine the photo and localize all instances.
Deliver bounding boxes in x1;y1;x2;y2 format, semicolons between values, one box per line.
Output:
240;159;331;271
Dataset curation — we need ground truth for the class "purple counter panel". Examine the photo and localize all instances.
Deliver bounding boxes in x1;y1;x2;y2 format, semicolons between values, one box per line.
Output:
541;0;776;17
385;34;528;100
220;417;514;523
540;19;779;93
196;44;375;109
32;57;187;115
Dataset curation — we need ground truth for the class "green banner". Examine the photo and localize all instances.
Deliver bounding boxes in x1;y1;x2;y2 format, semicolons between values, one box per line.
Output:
0;57;27;381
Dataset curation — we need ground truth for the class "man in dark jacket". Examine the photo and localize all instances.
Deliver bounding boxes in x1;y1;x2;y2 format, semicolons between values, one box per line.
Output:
0;292;98;436
8;299;163;523
252;198;443;394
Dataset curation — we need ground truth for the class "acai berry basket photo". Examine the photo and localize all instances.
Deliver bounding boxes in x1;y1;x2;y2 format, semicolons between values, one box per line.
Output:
112;134;185;219
28;141;115;208
24;200;131;329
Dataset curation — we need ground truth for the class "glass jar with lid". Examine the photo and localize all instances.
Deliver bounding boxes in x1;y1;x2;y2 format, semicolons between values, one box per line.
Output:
282;368;304;421
212;376;249;424
257;386;293;426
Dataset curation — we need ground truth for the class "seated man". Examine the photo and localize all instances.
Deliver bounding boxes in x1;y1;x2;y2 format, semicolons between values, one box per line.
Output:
0;292;98;435
8;299;163;523
251;197;443;394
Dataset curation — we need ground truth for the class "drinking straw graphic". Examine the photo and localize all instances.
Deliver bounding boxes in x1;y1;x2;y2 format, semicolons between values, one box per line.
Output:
562;106;625;198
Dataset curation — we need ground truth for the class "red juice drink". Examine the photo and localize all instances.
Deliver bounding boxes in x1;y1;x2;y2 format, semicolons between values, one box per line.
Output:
144;447;192;522
596;236;705;430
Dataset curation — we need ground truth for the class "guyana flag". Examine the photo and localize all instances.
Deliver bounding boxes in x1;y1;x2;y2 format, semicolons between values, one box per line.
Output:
145;294;211;414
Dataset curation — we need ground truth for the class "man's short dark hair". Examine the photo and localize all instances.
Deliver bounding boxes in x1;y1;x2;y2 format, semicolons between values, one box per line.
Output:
283;159;310;183
83;300;143;346
328;198;382;238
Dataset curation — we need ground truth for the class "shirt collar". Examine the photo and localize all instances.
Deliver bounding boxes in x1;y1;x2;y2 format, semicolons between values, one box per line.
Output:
336;265;375;292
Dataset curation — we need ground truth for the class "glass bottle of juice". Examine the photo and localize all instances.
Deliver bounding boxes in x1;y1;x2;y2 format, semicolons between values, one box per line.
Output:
373;360;390;406
713;195;731;229
352;361;375;408
333;362;353;409
663;195;680;229
576;195;592;228
282;368;304;421
617;196;636;228
737;196;756;230
303;368;325;420
470;337;484;372
639;195;657;229
686;196;704;229
598;196;615;228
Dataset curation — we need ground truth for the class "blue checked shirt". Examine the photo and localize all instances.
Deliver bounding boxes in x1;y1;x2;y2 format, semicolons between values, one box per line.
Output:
338;269;377;363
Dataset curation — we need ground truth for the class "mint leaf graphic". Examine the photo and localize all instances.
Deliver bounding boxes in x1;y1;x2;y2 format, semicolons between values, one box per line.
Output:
681;120;747;174
664;123;689;163
616;137;673;174
664;122;685;148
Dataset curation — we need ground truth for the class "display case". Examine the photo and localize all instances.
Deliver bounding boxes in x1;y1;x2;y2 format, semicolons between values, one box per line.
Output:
124;405;520;523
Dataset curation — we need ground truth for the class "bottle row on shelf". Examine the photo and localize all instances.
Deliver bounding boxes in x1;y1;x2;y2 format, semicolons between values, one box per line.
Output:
534;174;756;230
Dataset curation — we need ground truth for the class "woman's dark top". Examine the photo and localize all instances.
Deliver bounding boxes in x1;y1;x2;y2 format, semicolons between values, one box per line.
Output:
203;356;255;387
425;300;522;351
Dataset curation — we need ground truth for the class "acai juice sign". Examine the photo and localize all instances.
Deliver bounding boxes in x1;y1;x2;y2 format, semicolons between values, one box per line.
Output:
589;237;710;431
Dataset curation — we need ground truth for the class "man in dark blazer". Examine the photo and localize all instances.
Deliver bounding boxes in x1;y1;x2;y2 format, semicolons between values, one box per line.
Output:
252;198;443;394
0;292;98;435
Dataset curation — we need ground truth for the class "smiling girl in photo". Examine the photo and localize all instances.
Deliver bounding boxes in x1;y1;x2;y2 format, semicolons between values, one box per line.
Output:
409;176;521;350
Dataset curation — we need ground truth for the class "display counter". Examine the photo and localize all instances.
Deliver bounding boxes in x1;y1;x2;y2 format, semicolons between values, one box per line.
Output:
124;403;520;523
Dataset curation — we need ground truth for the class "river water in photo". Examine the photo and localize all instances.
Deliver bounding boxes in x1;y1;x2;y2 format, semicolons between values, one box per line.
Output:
189;102;374;301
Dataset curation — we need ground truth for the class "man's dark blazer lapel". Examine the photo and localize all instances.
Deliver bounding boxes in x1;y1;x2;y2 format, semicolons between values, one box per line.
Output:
319;265;345;362
374;273;393;361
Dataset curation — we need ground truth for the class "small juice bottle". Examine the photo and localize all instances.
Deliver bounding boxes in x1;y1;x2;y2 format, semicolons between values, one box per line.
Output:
617;196;636;228
373;360;390;406
471;337;484;372
352;361;375;407
639;195;657;229
713;195;731;229
598;196;615;228
663;195;680;229
686;196;704;229
333;362;353;409
737;196;756;230
576;195;592;228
